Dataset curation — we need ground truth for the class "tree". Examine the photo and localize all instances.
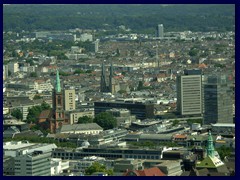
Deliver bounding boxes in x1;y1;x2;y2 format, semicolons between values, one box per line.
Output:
85;162;113;176
172;120;180;126
188;48;199;57
216;146;232;160
29;72;37;77
118;90;126;94
11;108;23;120
74;69;85;74
41;101;51;110
26;102;51;123
33;94;43;100
93;112;117;130
78;116;93;124
26;106;42;124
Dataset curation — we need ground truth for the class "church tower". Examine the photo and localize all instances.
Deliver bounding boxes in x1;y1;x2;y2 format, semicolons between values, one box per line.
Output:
109;61;114;93
206;131;215;157
50;70;65;133
100;62;108;92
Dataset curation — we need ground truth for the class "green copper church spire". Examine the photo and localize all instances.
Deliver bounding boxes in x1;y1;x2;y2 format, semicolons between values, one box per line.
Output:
206;131;215;157
56;70;61;93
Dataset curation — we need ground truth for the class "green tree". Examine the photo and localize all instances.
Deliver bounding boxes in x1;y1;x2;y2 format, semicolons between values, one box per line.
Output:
118;90;126;94
85;69;93;73
74;69;85;74
29;72;37;77
85;162;113;176
41;101;51;110
188;48;199;57
78;116;93;124
172;120;180;126
26;106;42;124
187;119;202;125
26;102;50;124
93;112;117;130
33;94;43;100
11;108;23;120
216;146;232;160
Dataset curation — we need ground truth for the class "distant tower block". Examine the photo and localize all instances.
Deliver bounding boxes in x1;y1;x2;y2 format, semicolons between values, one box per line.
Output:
157;24;164;38
155;45;160;68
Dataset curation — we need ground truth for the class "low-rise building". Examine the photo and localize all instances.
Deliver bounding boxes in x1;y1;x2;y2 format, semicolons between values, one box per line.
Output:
59;123;103;135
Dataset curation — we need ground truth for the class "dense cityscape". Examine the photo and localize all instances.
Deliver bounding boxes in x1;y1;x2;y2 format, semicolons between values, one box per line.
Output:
3;4;235;176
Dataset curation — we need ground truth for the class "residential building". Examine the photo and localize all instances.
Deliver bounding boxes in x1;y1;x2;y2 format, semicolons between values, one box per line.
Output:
80;33;93;42
3;64;8;80
8;62;19;74
68;110;94;124
64;89;76;111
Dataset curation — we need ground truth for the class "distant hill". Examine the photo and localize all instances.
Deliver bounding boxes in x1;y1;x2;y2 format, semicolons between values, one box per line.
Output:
3;4;235;33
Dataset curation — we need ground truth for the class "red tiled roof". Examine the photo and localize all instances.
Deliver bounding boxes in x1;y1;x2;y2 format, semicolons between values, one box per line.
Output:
38;110;51;119
174;134;187;139
124;167;165;176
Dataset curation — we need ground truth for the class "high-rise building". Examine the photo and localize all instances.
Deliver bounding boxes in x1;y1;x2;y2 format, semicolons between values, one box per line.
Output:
203;74;233;125
156;24;164;38
177;69;203;116
64;89;76;111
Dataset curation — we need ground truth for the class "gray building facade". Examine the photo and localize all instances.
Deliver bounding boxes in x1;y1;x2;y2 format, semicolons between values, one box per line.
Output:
203;74;233;124
157;24;164;38
177;69;202;116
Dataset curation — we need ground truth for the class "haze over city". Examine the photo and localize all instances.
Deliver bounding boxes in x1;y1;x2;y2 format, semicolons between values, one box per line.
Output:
3;4;235;176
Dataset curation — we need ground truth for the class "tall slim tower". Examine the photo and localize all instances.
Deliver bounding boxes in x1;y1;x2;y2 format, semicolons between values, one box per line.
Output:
157;24;164;38
206;131;215;157
203;74;233;125
51;70;65;133
100;62;108;92
177;69;203;116
109;61;114;93
155;44;160;68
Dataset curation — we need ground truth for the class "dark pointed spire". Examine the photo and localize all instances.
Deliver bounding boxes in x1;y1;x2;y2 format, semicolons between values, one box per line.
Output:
110;61;113;77
100;62;108;92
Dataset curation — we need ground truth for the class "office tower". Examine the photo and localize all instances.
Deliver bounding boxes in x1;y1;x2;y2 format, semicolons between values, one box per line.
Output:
64;89;76;111
157;24;164;38
177;69;202;116
203;74;233;125
51;70;65;133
